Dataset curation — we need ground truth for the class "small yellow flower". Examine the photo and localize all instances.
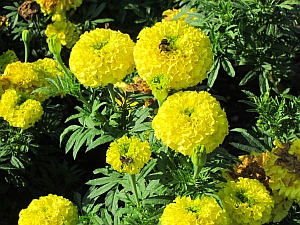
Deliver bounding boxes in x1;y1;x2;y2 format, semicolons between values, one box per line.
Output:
69;28;135;87
160;195;228;225
134;20;213;90
218;177;274;225
152;91;229;155
162;8;196;22
106;135;151;174
18;194;78;225
0;50;18;74
45;20;80;48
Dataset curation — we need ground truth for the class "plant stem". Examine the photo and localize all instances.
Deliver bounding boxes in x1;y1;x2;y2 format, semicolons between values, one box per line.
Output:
129;173;140;207
193;164;202;180
107;83;116;107
24;41;29;63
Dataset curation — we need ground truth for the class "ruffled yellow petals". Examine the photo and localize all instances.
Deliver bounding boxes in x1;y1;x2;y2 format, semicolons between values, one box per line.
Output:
134;20;213;90
152;91;228;155
218;177;274;225
160;195;228;225
18;194;78;225
106;135;151;174
0;50;18;74
69;28;135;87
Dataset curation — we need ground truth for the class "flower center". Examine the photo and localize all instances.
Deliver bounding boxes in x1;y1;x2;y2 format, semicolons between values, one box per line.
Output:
92;41;108;50
183;107;194;117
235;189;249;203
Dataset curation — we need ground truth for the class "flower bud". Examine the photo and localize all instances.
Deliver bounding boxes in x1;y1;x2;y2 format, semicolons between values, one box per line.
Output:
191;145;207;167
22;30;32;44
47;34;62;56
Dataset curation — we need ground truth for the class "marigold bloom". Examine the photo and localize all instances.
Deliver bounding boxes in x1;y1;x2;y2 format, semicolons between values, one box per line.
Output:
0;89;43;129
218;177;274;225
106;135;151;174
45;20;79;48
160;195;228;225
0;50;18;74
134;20;213;90
35;0;83;21
263;139;300;204
152;91;228;155
1;58;63;101
162;8;196;22
18;194;78;225
69;28;135;87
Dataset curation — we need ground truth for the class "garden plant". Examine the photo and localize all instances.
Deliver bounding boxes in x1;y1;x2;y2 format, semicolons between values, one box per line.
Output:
0;0;300;224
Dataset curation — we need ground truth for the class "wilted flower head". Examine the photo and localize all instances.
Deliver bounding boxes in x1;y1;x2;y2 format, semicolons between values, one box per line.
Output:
69;28;135;87
18;194;78;225
160;195;228;225
0;89;43;129
106;135;151;174
35;0;83;21
162;8;196;22
0;50;18;74
134;20;213;90
152;91;228;155
45;20;79;48
218;177;274;225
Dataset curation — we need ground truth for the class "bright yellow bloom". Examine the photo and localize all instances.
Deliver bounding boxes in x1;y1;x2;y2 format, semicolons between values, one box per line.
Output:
152;91;228;155
160;195;228;225
69;28;135;87
45;20;79;48
218;177;274;225
134;20;213;90
1;58;64;101
0;89;43;129
263;139;300;203
0;50;18;74
18;194;78;225
106;135;151;174
162;8;196;22
35;0;83;21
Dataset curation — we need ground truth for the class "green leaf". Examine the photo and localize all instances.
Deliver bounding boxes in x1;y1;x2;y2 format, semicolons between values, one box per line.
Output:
60;125;81;146
221;57;235;77
86;135;114;152
86;176;121;186
88;181;119;199
10;156;24;169
239;68;258;86
65;127;84;155
207;58;220;88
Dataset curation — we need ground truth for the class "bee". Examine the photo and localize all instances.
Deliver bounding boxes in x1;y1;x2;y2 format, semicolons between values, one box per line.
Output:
159;38;170;53
120;156;133;164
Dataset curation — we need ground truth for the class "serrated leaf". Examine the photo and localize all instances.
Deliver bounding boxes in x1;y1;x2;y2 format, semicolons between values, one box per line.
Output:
207;58;220;89
230;142;260;153
88;181;119;199
86;176;120;186
65;127;84;155
221;57;235;77
86;135;114;151
10;156;24;169
60;125;81;146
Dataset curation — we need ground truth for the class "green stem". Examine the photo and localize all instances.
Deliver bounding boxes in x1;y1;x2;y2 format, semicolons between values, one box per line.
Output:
193;164;202;180
24;41;29;62
107;83;116;107
54;53;69;77
129;173;140;207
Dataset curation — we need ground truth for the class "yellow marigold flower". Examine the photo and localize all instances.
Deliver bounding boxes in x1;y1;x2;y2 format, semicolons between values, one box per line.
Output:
18;194;78;225
0;50;18;74
69;28;135;87
218;177;274;225
45;20;80;48
133;20;213;90
152;91;228;155
1;58;64;101
162;8;196;22
263;139;300;203
0;89;44;129
36;0;83;21
106;135;151;174
160;195;228;225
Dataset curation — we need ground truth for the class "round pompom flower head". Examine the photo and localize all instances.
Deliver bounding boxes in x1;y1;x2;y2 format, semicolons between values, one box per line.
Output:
106;135;151;174
69;28;135;88
18;194;78;225
152;91;229;155
218;177;274;225
133;20;213;90
160;195;228;225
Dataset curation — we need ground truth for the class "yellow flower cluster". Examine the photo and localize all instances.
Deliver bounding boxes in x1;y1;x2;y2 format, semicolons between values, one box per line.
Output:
218;177;274;225
263;139;300;203
69;28;135;87
159;195;228;225
1;58;63;101
133;20;213;90
0;89;44;129
152;91;228;155
162;8;196;22
18;194;78;225
106;135;151;174
0;50;18;74
45;20;79;48
35;0;83;21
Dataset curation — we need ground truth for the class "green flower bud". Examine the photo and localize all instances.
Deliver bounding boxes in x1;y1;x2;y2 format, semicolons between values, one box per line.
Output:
148;73;170;107
47;34;62;56
22;30;32;44
191;145;207;167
